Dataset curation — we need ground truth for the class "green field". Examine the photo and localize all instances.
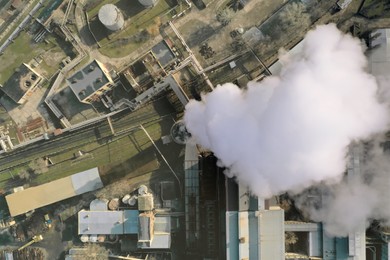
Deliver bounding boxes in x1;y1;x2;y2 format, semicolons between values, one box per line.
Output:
359;0;390;18
32;121;162;185
0;32;73;84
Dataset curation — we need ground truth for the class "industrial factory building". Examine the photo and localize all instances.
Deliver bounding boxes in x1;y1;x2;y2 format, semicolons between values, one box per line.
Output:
183;134;371;259
368;28;390;78
66;60;115;104
78;205;171;249
78;210;139;235
0;63;43;104
6;168;103;217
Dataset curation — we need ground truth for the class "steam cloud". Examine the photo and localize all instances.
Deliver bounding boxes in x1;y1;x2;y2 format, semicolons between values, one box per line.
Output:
184;24;390;235
294;141;390;236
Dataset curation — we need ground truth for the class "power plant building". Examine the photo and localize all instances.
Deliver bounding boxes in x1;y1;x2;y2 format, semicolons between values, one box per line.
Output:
67;60;115;104
98;4;124;31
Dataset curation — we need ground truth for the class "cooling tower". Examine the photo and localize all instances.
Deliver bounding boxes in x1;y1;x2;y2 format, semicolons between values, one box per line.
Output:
98;4;124;31
138;0;159;7
170;120;191;144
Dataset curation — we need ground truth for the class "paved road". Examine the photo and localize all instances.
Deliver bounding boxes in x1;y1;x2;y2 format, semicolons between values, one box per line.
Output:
0;99;175;173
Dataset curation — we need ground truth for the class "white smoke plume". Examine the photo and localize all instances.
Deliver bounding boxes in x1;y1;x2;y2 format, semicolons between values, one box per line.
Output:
294;141;390;236
184;23;390;232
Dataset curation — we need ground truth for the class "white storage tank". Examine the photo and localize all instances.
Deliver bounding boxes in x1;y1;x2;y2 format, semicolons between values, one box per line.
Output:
138;0;159;8
80;234;89;243
138;185;148;195
98;4;124;31
122;194;131;204
128;195;138;206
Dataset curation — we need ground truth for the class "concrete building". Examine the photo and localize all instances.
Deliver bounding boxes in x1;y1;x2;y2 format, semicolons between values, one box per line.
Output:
78;208;171;249
138;213;171;249
225;183;285;260
0;63;43;104
368;28;390;78
66;60;115;104
98;4;124;31
6;168;103;217
138;193;154;211
78;210;139;235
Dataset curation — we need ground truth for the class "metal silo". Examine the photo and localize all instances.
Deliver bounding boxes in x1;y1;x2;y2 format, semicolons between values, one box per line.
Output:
138;0;159;8
98;4;124;31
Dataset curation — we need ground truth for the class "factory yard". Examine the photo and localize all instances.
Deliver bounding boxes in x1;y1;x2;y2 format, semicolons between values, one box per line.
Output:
177;0;288;67
0;0;389;259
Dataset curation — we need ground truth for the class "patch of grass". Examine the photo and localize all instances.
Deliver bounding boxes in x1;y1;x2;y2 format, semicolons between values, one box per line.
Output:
0;32;67;84
359;0;389;18
0;32;40;84
31;120;163;186
87;0;114;17
0;171;12;183
0;233;11;244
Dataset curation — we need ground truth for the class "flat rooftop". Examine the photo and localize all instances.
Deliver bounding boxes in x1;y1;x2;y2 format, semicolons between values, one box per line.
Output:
67;60;111;101
151;40;176;67
0;63;42;103
6;168;102;217
78;210;139;235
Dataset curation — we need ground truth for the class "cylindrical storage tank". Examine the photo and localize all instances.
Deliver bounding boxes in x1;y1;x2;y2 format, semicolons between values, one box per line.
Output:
128;195;138;206
138;185;148;195
97;235;106;242
122;194;131;204
98;4;124;31
108;198;119;210
138;0;159;7
90;235;98;243
80;235;89;243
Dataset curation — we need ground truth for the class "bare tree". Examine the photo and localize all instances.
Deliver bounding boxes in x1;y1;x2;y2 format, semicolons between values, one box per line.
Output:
216;8;235;26
279;198;292;212
18;169;30;180
147;17;162;36
279;2;311;31
285;231;298;245
29;158;48;175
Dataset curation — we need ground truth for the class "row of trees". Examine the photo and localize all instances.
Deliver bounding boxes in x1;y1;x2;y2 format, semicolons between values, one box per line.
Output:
18;158;49;180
